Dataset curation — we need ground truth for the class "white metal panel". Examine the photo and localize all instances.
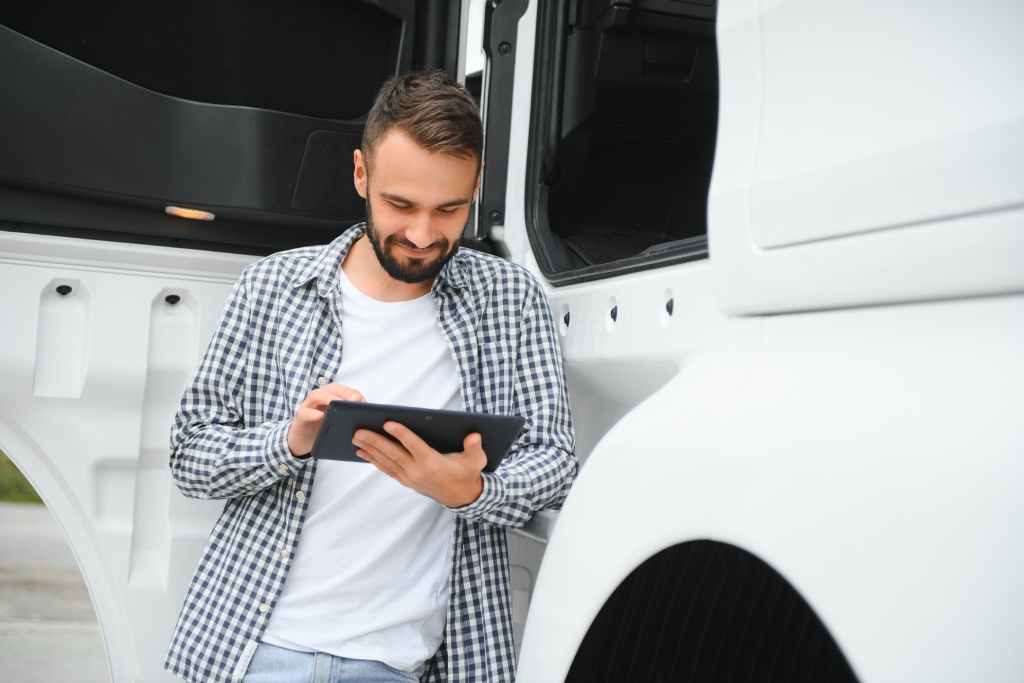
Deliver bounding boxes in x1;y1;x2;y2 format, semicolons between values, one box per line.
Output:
713;294;1024;682
709;0;1024;315
517;258;739;681
519;288;1024;682
0;231;254;682
752;0;1024;248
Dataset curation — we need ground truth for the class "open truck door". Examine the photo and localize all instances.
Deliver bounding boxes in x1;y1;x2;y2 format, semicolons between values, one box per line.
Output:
1;2;475;679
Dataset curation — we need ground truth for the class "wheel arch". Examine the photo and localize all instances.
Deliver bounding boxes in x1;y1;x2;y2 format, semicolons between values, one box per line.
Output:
564;539;859;683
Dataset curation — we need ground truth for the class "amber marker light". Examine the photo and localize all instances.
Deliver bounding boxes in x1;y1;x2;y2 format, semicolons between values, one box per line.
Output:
165;206;216;221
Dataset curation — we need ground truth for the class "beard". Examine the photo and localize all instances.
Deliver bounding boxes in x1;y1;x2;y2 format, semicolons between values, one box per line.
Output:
364;200;461;284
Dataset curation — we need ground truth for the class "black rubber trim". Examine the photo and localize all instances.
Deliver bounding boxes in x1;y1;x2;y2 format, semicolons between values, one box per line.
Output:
477;0;529;238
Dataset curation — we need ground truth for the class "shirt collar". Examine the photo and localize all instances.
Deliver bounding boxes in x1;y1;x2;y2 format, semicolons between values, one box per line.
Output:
289;223;469;296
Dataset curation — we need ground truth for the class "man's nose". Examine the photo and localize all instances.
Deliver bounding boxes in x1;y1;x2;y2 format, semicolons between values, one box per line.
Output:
404;211;436;247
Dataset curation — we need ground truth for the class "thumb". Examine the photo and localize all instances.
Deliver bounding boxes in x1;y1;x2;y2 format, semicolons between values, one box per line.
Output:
462;433;487;469
463;432;483;453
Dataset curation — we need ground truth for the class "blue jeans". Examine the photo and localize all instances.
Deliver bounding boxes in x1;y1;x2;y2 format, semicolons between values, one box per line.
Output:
242;642;425;683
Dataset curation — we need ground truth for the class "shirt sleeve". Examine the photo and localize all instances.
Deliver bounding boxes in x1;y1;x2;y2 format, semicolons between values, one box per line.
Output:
168;270;308;500
451;281;577;527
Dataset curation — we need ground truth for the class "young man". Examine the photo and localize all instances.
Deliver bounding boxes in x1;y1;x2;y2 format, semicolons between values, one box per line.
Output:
164;69;577;683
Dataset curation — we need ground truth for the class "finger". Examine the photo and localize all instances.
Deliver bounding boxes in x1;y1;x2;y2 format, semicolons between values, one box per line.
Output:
354;437;409;484
288;406;330;456
306;385;364;409
382;421;435;456
359;451;403;483
353;429;406;463
289;386;363;456
294;405;329;424
322;383;366;402
296;387;364;425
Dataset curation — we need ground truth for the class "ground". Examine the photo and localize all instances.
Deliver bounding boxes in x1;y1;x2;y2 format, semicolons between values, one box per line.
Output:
0;501;109;682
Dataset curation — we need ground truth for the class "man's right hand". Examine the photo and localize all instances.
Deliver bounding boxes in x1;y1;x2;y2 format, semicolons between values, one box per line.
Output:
287;383;365;457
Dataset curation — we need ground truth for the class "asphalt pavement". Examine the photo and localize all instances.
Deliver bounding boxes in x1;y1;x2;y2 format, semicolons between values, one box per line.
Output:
0;502;110;682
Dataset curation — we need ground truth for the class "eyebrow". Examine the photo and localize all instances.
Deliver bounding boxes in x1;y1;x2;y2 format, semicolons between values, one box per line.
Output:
380;192;471;210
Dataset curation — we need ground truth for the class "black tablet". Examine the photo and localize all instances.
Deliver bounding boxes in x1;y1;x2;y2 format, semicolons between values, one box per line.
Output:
310;401;526;472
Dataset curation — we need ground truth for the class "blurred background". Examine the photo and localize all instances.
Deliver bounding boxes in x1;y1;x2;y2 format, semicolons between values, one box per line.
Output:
0;450;109;682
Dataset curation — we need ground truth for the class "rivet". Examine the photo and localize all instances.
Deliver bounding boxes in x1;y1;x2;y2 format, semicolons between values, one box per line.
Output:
665;298;674;316
165;294;181;305
56;285;72;296
610;305;618;322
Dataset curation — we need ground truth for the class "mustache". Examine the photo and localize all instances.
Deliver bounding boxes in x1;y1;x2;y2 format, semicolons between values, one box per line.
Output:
389;234;449;251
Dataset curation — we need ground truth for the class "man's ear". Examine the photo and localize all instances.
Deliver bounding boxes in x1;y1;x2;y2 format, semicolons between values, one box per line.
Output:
353;149;368;199
472;161;484;201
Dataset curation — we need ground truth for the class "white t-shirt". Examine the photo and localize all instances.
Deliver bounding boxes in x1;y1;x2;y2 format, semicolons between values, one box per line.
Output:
262;267;460;671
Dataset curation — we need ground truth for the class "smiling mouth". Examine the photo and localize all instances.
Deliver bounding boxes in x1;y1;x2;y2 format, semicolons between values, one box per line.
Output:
395;241;438;258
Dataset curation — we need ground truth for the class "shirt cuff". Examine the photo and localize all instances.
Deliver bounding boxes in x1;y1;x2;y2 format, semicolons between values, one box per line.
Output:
265;420;308;477
449;471;506;518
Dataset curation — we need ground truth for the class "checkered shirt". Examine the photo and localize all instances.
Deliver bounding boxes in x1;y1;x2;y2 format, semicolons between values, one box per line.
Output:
164;225;577;682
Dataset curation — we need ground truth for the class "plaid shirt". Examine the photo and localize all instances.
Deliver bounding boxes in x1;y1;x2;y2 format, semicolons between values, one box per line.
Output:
164;225;577;683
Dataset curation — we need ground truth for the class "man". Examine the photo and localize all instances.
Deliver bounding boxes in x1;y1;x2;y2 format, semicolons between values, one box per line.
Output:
164;68;576;683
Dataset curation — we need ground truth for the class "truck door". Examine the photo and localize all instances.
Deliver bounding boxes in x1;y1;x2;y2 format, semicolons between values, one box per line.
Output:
503;2;1024;682
0;2;467;680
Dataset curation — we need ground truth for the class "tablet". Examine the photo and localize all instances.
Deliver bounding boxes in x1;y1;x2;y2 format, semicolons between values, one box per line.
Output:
310;401;526;472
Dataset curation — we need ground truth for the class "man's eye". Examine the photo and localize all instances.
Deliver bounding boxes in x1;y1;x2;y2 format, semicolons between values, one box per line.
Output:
389;203;411;211
437;208;458;216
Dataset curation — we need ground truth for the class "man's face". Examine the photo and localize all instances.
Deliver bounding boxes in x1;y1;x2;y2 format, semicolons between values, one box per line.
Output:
363;196;456;284
353;129;480;285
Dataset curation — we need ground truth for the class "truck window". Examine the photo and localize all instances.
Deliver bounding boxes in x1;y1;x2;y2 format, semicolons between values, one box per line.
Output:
526;0;718;284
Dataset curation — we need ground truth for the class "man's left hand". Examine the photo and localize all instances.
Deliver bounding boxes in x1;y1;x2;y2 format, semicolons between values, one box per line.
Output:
353;423;487;508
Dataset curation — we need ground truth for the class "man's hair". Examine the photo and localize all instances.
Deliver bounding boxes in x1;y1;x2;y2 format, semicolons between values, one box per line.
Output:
362;68;483;170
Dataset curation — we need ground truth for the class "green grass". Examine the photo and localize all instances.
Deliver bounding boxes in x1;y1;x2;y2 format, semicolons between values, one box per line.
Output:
0;450;43;503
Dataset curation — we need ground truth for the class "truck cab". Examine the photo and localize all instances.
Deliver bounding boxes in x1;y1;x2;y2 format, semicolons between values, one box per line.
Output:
2;1;1023;681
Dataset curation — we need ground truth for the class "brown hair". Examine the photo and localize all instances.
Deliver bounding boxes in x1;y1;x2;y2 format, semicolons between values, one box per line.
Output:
361;68;483;170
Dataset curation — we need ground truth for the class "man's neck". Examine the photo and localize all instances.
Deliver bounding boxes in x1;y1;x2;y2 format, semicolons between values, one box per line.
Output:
341;235;432;302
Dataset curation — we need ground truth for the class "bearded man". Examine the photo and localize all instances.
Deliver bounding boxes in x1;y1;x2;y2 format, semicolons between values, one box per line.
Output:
164;68;577;683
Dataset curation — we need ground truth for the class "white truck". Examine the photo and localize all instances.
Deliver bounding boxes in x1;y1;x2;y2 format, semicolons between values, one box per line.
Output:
1;1;1022;681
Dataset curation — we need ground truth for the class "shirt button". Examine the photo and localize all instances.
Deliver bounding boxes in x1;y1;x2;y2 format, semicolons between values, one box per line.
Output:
258;604;269;614
281;549;290;559
245;484;254;491
316;376;327;386
278;463;289;473
296;491;306;501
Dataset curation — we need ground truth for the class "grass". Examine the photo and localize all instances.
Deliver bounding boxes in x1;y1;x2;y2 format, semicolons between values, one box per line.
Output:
0;450;43;503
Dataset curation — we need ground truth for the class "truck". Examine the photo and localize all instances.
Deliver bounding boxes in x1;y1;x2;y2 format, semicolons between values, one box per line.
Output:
1;0;1022;680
